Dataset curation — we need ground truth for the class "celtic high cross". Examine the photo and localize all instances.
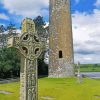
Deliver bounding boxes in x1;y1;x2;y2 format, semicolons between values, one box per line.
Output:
7;18;43;100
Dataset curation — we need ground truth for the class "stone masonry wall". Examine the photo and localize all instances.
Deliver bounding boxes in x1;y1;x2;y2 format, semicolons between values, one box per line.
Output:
49;0;74;77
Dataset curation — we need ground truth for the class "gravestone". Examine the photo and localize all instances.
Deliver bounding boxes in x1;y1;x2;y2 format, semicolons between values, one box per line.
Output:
77;62;82;83
7;18;43;100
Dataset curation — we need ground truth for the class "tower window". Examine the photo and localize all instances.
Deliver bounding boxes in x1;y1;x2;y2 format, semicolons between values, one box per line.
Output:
59;51;63;58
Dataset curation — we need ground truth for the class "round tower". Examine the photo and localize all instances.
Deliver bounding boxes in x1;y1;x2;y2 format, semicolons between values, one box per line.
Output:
49;0;74;77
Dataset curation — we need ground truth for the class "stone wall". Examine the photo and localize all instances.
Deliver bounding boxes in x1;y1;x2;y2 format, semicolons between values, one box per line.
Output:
49;0;74;77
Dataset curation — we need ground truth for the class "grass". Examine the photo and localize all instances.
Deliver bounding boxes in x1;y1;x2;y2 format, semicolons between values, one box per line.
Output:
0;82;19;100
80;67;100;72
0;77;100;100
75;64;100;72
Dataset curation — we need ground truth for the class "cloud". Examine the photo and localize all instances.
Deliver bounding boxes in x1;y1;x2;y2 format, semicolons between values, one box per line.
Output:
95;0;100;8
75;0;80;4
85;40;100;45
1;0;100;64
1;0;49;18
44;22;49;28
16;29;21;34
75;47;100;55
0;13;9;20
72;9;100;64
0;23;5;26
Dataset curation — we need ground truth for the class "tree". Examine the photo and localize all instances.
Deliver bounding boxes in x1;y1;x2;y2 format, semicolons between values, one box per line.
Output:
33;16;48;42
0;25;6;48
0;47;20;78
38;52;48;76
0;16;49;78
7;22;16;37
33;16;49;76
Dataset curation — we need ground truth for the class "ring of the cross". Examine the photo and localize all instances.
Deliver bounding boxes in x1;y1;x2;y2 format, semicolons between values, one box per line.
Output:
19;32;42;60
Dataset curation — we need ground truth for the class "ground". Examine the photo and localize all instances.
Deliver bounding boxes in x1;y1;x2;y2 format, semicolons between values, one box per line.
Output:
79;64;100;72
80;67;100;72
0;77;100;100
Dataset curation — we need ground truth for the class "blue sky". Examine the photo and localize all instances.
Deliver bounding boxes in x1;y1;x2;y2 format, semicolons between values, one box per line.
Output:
0;0;100;64
71;0;97;13
0;0;98;27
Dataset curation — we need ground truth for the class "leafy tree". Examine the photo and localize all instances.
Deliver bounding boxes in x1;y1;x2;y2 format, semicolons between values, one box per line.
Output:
0;16;49;78
0;25;6;33
7;22;16;37
33;16;49;76
33;16;48;41
38;52;48;76
0;25;6;48
0;48;20;78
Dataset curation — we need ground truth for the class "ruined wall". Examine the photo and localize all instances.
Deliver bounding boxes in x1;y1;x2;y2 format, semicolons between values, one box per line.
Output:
49;0;74;77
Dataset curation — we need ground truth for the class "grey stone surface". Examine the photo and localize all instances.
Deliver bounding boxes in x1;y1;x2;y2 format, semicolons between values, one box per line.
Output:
41;96;55;100
0;78;19;84
7;18;43;100
49;0;74;77
0;90;12;94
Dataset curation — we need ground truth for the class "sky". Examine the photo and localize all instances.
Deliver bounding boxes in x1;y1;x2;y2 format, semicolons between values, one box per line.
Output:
0;0;100;64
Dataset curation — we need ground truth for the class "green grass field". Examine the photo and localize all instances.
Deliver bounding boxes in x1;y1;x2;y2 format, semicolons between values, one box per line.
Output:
75;64;100;72
80;67;100;72
0;77;100;100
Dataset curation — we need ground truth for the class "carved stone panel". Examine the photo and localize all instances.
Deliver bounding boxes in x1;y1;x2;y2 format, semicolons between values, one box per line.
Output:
7;18;43;100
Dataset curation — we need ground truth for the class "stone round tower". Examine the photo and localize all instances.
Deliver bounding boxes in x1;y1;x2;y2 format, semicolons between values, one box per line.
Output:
49;0;74;77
